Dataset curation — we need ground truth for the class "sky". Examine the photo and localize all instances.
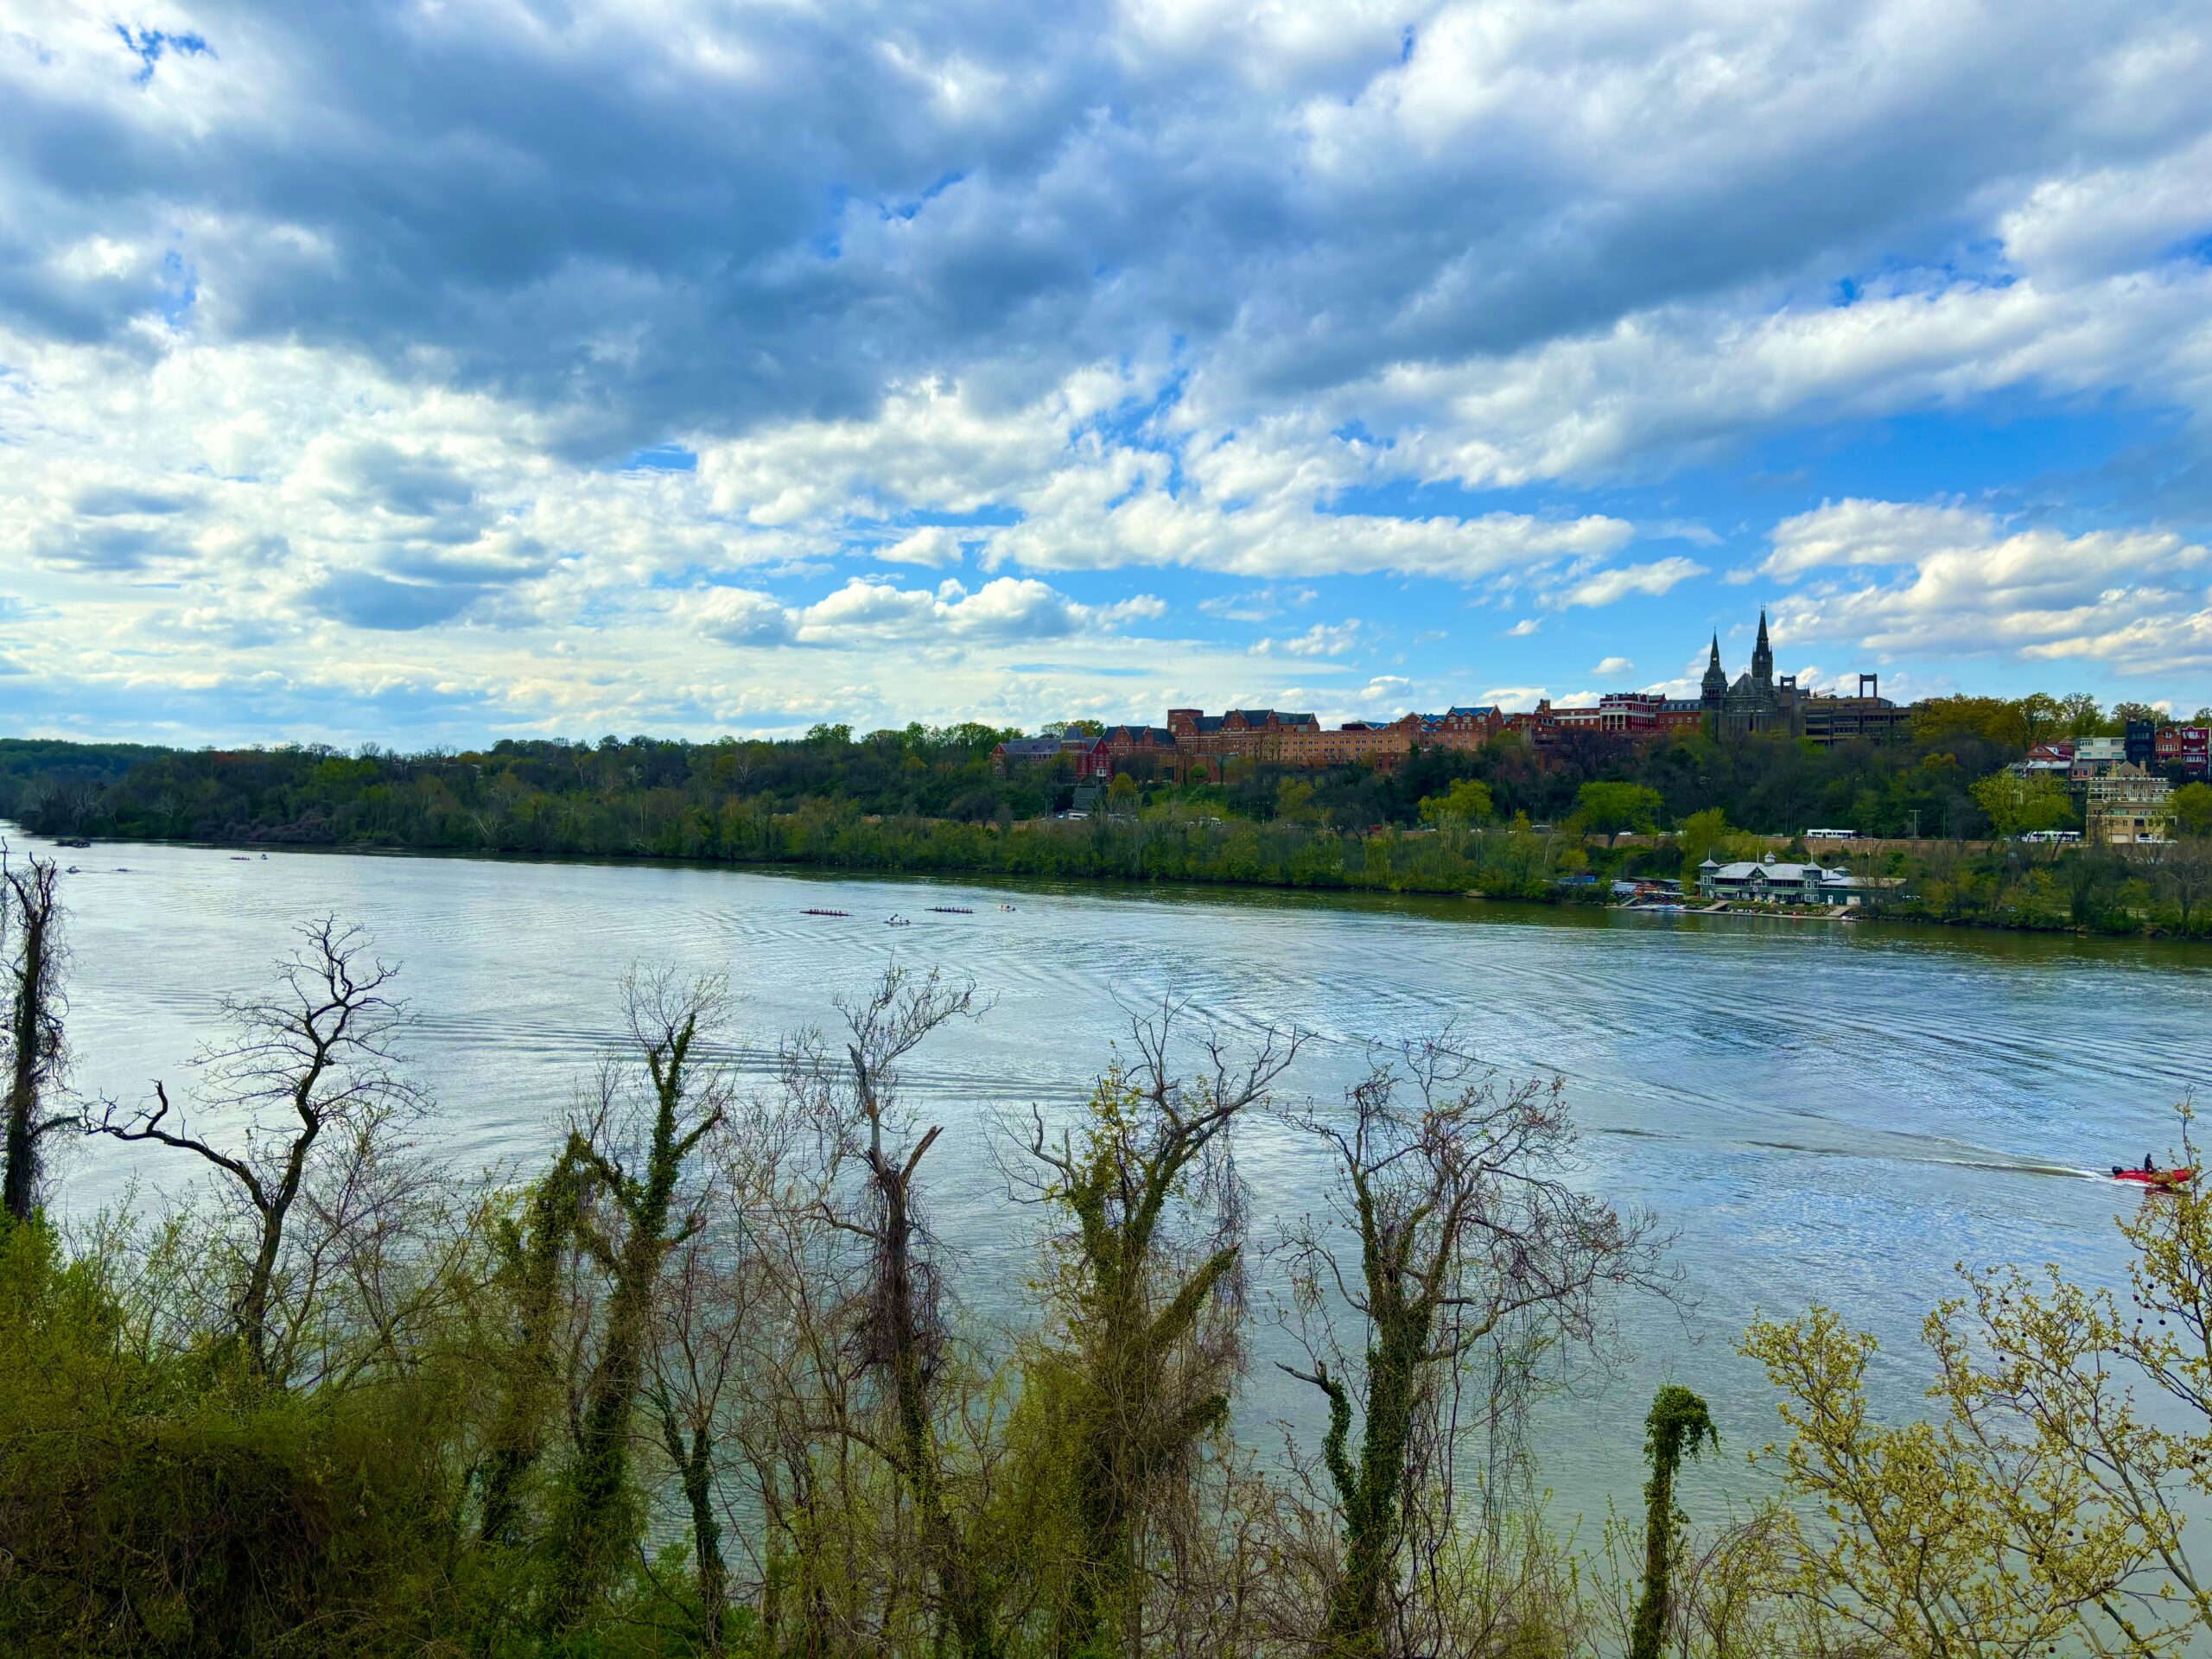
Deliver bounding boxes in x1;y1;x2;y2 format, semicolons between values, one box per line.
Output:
3;1;2212;748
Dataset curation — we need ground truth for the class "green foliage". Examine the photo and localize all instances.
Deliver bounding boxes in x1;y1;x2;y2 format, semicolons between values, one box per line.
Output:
1629;1385;1716;1659
1967;769;2074;838
2175;780;2212;837
1573;781;1663;844
1418;777;1495;827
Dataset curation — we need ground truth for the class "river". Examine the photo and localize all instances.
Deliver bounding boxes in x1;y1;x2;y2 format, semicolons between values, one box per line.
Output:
26;830;2212;1524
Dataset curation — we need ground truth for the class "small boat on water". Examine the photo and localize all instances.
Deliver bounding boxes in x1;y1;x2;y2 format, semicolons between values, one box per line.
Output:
2113;1165;2195;1189
57;837;91;849
927;906;972;914
800;907;851;918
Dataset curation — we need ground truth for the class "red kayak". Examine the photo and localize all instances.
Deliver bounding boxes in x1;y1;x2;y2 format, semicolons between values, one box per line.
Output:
2113;1166;2195;1188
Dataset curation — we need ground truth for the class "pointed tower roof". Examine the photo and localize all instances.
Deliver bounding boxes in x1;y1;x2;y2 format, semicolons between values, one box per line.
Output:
1707;633;1722;667
1756;609;1770;648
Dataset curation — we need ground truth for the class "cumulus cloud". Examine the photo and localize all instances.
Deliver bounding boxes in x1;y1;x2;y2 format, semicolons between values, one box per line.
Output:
1554;557;1707;608
1763;499;2212;673
1592;656;1635;676
5;0;2212;737
690;575;1166;652
1255;621;1360;658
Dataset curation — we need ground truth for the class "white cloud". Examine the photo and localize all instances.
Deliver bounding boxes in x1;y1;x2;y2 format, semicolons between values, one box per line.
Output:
1763;499;2212;673
1255;620;1360;658
1554;556;1708;608
873;525;971;567
1592;655;1635;676
1762;499;1996;578
691;574;1169;651
1503;617;1541;636
8;0;2212;736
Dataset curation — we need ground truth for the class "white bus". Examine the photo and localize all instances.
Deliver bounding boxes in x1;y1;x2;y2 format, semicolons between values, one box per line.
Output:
1804;827;1857;841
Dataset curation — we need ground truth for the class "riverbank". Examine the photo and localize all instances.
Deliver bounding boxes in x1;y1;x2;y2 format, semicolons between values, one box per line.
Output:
27;808;2212;948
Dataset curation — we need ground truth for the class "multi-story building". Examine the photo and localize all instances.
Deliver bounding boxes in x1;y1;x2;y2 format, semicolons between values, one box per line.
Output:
1698;612;1802;736
1165;708;1319;765
1258;715;1421;769
992;732;1109;779
1416;706;1506;750
2015;741;2076;779
1798;675;1913;747
2085;762;2173;844
1142;704;1508;775
1096;723;1179;779
2153;725;2210;776
2127;719;2159;769
1539;691;1701;740
2070;737;2127;782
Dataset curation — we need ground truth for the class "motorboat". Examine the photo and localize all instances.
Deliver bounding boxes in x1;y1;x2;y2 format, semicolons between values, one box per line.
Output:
2113;1165;2195;1189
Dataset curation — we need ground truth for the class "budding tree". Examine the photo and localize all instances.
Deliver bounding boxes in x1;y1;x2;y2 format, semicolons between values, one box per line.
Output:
1281;1043;1669;1659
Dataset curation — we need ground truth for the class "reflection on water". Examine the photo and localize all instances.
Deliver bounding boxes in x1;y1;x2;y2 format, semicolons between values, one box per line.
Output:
31;830;2212;1522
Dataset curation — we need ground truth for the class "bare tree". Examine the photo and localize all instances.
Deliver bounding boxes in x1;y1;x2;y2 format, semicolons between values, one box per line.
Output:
645;1097;804;1658
1281;1043;1671;1659
2152;836;2212;932
543;969;733;1631
3;845;71;1222
791;963;1002;1658
1019;996;1299;1657
87;918;424;1386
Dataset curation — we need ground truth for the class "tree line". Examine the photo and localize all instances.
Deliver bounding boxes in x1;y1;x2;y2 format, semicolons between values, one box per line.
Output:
6;690;2212;941
9;855;2212;1654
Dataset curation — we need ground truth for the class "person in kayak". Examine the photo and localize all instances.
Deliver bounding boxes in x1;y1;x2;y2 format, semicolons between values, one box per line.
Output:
2145;1154;2158;1173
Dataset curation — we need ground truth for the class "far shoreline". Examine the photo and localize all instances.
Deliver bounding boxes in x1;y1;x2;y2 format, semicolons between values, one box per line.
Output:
23;821;2212;964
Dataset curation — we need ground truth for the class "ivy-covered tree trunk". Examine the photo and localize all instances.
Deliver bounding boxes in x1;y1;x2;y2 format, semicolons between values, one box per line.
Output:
660;1406;730;1657
1318;1316;1427;1656
543;995;723;1630
1630;1385;1717;1659
1029;1025;1295;1659
875;1134;1002;1659
2;853;65;1224
479;1149;584;1545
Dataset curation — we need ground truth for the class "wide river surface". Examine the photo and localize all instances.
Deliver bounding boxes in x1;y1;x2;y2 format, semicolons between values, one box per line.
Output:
27;830;2212;1524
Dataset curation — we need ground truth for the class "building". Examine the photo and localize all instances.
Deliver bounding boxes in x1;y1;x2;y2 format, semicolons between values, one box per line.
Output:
2152;725;2210;776
1536;691;1704;741
1150;704;1504;775
1259;715;1420;769
1695;854;1869;906
2070;737;2127;782
1416;706;1506;750
2015;741;2077;779
991;732;1108;779
1694;613;1912;744
1798;675;1913;747
2127;718;2159;769
1700;611;1802;737
1165;708;1319;768
1096;723;1179;779
2085;762;2174;844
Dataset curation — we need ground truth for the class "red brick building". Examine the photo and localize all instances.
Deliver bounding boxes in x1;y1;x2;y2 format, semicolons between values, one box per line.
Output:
2155;725;2210;775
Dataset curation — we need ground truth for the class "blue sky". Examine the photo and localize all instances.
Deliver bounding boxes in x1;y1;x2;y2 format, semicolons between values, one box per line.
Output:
3;0;2211;747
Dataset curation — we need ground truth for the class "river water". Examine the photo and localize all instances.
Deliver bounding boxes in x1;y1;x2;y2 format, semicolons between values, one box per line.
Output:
26;830;2212;1524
